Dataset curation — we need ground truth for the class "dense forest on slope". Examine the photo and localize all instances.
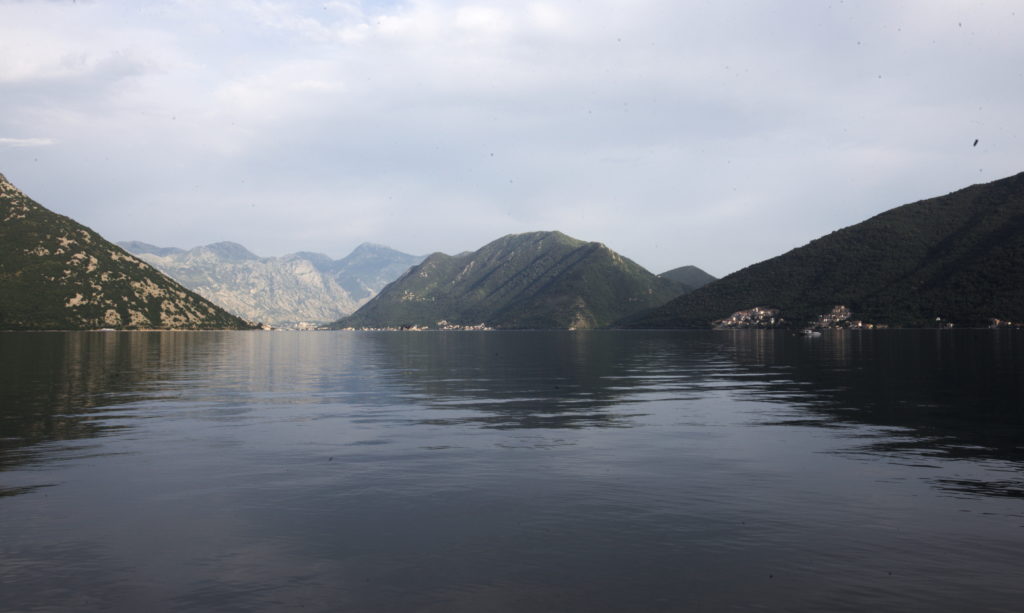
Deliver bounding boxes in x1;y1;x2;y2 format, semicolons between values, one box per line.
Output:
624;171;1024;328
0;173;254;330
334;231;686;329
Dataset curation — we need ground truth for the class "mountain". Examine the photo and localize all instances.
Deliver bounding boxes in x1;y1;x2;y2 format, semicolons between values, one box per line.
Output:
331;243;429;302
0;173;254;330
120;241;423;327
333;231;687;329
623;171;1024;328
659;265;717;289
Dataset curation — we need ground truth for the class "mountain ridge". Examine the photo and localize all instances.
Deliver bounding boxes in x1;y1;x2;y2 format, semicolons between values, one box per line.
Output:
121;240;424;326
334;230;687;329
622;171;1024;328
0;172;254;330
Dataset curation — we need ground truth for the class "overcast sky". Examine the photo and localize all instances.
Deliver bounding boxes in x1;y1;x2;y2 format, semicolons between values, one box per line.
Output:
2;0;1022;276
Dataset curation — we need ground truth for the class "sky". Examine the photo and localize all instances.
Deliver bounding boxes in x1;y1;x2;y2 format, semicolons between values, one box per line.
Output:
1;0;1022;277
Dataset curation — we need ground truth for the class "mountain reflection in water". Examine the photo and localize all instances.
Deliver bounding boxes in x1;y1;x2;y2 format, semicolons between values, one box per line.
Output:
723;330;1023;455
1;329;1022;612
2;329;1023;492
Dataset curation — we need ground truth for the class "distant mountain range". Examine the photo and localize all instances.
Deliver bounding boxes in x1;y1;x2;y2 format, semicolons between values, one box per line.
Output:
9;165;1017;332
659;265;717;289
334;231;688;329
0;173;253;330
119;241;424;326
624;171;1024;328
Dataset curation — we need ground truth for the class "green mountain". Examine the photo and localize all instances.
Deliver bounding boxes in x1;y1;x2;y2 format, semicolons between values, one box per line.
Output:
659;265;717;289
0;173;255;330
624;171;1024;328
333;231;686;329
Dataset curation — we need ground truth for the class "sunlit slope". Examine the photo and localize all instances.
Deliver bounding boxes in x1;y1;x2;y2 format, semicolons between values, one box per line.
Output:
0;173;255;330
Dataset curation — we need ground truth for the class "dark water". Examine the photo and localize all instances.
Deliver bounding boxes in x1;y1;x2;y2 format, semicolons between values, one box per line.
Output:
1;329;1022;612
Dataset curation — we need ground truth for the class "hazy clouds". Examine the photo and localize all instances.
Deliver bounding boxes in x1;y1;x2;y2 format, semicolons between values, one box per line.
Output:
2;0;1022;275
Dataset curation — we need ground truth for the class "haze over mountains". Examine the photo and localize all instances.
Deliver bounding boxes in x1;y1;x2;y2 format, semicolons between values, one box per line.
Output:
625;171;1024;328
120;241;424;327
659;266;717;289
0;173;252;330
4;167;1023;331
335;231;688;329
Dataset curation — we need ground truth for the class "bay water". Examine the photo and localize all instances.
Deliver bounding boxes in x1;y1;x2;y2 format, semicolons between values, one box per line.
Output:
1;330;1022;612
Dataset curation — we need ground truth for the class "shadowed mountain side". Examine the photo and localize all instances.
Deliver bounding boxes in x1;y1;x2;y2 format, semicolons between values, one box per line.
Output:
0;173;254;330
333;231;687;329
622;171;1024;328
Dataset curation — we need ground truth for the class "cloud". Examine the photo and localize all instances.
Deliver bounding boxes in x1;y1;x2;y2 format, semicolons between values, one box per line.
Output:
0;1;1022;276
0;137;55;147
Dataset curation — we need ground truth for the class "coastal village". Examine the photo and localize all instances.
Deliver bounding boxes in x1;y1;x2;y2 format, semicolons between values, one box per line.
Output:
714;305;887;331
324;310;1021;332
808;305;888;330
988;318;1024;329
286;310;1023;332
712;307;784;329
334;320;494;331
712;304;1022;331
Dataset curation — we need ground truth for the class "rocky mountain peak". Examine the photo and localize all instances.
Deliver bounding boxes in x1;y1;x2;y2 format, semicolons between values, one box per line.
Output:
120;239;424;327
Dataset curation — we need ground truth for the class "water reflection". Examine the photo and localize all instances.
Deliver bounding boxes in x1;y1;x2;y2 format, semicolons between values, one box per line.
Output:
2;332;167;472
3;330;1024;612
2;329;1022;498
719;329;1024;498
359;331;723;430
722;330;1024;456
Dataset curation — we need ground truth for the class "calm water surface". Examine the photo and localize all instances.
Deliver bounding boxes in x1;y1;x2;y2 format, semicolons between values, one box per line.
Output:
1;330;1022;612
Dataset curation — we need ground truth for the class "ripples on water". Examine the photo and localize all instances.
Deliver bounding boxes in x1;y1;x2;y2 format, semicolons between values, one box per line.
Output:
1;329;1022;612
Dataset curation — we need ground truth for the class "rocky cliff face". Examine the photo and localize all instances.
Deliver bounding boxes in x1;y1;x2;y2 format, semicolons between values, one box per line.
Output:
0;173;254;330
120;241;423;327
